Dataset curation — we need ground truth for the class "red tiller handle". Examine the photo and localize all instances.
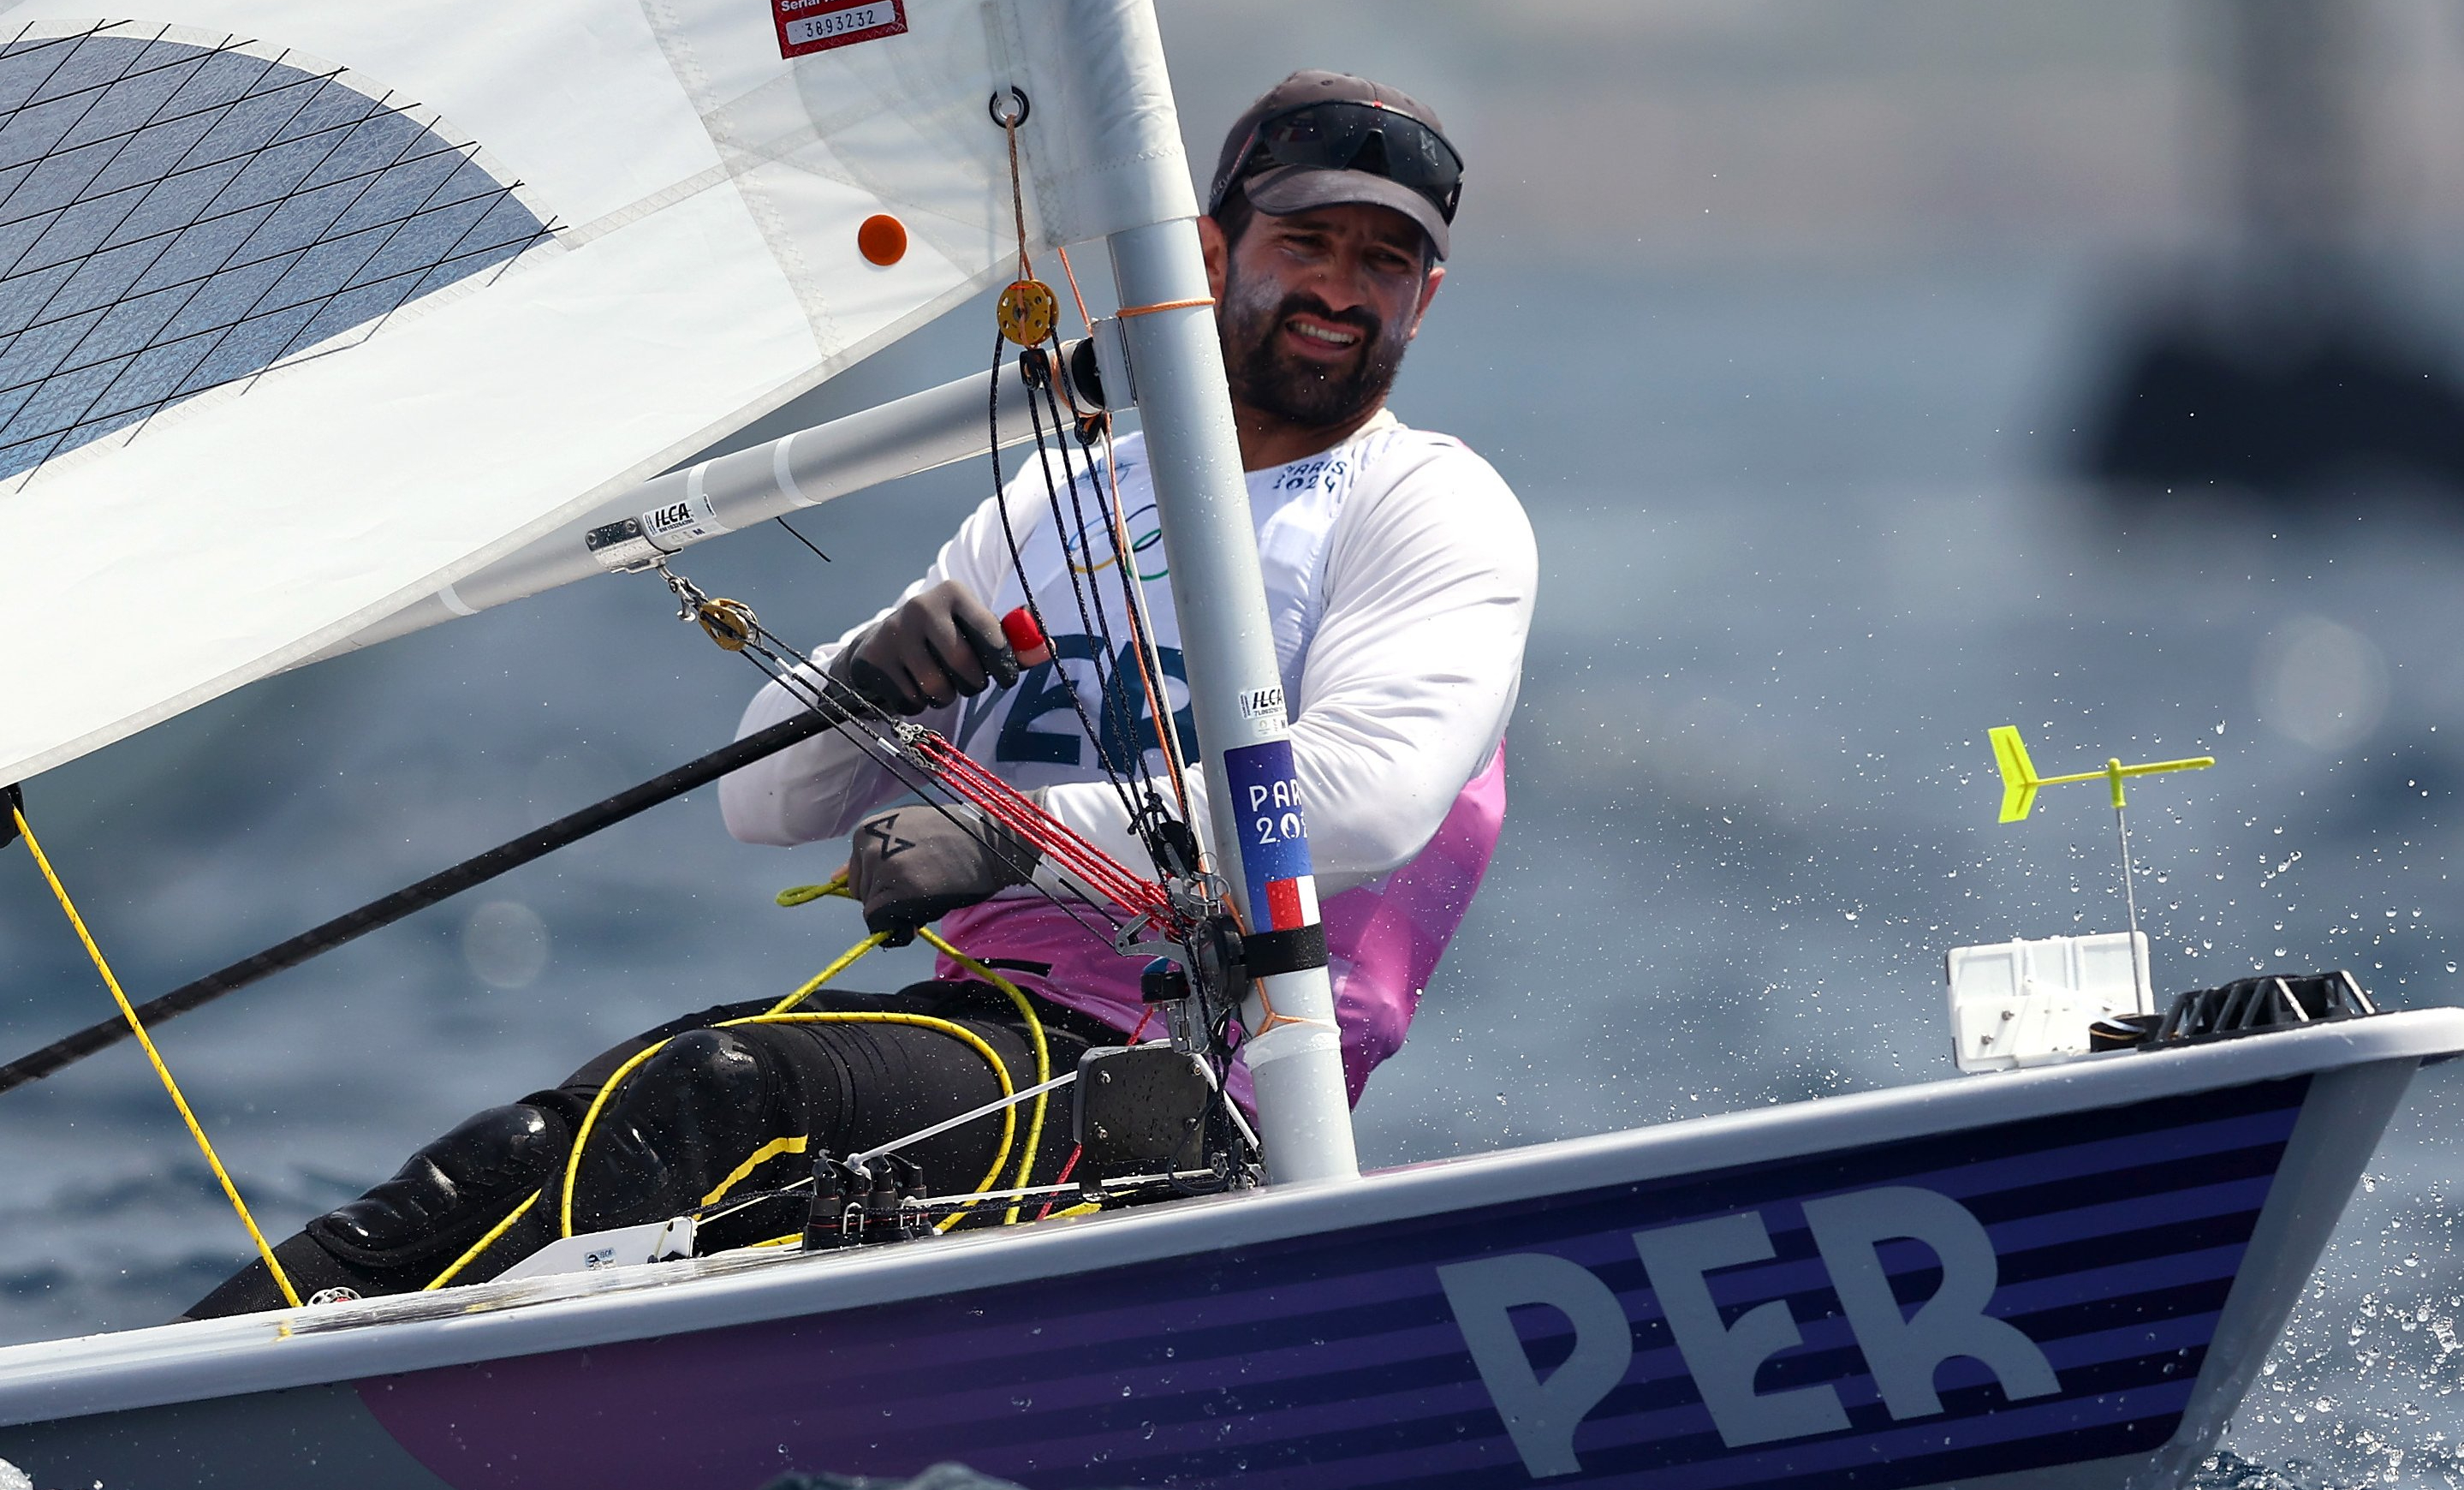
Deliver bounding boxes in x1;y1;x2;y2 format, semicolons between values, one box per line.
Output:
1001;606;1051;667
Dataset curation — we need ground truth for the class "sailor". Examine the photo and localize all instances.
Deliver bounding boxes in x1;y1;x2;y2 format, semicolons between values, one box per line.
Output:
188;70;1533;1314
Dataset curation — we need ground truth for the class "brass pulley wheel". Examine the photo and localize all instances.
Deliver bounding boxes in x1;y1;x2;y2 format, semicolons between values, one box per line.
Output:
997;278;1057;348
694;597;758;652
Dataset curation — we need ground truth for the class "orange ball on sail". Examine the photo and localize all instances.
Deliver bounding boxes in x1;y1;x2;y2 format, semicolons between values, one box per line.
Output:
857;213;908;266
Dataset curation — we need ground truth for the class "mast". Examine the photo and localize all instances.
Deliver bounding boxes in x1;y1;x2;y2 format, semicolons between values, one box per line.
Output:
1105;218;1361;1186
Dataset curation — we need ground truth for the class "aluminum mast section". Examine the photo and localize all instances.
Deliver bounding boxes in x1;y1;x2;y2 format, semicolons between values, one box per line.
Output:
1106;219;1362;1187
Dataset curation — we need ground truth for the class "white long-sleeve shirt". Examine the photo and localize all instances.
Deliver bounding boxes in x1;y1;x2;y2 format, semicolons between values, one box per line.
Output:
722;409;1536;1100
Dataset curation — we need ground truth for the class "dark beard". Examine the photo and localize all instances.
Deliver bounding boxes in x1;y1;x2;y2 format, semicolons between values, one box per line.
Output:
1219;268;1413;432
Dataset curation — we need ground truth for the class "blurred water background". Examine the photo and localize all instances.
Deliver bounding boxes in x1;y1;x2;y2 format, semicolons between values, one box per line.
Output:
5;1;2464;1481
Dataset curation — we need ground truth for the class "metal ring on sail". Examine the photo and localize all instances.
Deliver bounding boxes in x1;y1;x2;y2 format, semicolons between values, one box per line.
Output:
0;22;553;483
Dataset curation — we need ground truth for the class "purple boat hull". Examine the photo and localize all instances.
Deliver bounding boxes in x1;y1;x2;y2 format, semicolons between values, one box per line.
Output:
3;1012;2455;1490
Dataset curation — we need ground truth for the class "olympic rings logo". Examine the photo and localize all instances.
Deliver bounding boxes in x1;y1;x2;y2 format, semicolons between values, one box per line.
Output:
1060;502;1168;581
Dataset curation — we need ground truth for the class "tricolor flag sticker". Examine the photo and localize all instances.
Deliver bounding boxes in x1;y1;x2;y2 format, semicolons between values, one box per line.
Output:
1224;739;1315;926
1264;874;1318;932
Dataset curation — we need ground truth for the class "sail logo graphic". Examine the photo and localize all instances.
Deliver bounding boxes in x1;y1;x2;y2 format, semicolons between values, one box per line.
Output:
0;28;551;482
1438;1185;2060;1478
773;0;908;59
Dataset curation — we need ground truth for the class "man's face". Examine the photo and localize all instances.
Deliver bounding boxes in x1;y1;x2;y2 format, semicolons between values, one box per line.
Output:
1203;202;1443;431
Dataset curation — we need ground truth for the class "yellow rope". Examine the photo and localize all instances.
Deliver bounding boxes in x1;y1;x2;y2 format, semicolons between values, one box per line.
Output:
764;932;884;1014
9;802;302;1308
920;929;1051;1224
423;1191;539;1291
702;1135;808;1207
775;878;1055;1223
557;1038;686;1238
546;876;869;1237
558;1011;1021;1237
771;875;848;909
446;890;1060;1281
431;1122;812;1290
724;1014;1020;1236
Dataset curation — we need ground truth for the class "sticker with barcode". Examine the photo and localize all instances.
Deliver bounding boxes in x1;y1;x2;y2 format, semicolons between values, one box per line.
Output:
773;0;906;59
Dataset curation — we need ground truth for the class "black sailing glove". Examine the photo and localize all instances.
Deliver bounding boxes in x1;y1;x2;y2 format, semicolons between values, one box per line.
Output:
847;802;1042;945
829;579;1020;716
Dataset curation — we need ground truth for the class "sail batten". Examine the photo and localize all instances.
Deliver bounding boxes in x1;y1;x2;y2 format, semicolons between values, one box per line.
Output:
0;0;1192;787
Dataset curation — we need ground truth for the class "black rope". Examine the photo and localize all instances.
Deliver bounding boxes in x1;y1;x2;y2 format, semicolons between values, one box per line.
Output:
985;331;1140;823
1030;361;1223;1067
732;618;1045;880
1022;363;1146;803
1020;341;1199;891
1027;349;1173;831
1086;418;1189;815
0;710;848;1098
641;560;1124;943
776;516;830;563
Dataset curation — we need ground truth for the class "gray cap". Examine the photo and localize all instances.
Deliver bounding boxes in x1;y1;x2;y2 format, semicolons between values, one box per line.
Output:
1208;70;1460;260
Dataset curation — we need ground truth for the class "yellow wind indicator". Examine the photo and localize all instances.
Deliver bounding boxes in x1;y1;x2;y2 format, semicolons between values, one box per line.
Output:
1989;725;2215;824
1988;724;2218;957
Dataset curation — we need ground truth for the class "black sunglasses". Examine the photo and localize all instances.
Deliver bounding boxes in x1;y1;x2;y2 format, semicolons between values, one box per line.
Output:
1211;101;1463;224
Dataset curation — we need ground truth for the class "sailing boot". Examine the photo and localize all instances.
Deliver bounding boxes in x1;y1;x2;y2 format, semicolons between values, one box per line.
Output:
184;1230;399;1320
184;1102;570;1319
307;1101;571;1266
567;1028;781;1234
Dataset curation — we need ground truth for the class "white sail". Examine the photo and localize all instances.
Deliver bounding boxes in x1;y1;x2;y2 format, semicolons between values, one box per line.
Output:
0;1;1193;786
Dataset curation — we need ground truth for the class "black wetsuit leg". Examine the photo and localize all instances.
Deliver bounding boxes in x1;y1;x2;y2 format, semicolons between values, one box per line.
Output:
186;983;1109;1319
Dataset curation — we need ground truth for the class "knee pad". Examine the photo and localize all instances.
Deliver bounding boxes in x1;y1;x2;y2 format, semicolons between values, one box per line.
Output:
651;1028;771;1100
570;1028;779;1231
310;1101;568;1266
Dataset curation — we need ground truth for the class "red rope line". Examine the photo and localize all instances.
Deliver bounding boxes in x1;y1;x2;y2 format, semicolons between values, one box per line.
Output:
1033;1144;1084;1222
1054;242;1092;332
1116;295;1214;319
911;735;1173;925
